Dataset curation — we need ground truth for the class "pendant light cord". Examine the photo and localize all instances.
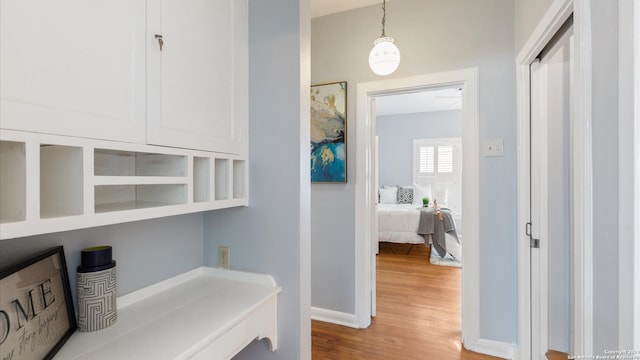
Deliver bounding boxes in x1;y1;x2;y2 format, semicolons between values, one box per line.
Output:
381;0;386;37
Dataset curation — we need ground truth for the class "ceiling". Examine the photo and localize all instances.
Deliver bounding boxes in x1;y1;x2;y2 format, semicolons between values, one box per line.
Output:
311;1;461;116
311;0;383;18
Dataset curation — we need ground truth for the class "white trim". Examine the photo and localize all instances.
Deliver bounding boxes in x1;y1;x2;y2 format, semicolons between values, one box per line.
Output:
371;100;378;318
516;60;533;360
570;1;593;354
635;0;640;347
355;68;480;347
310;307;360;329
516;0;593;358
468;339;517;360
299;0;312;357
515;0;573;66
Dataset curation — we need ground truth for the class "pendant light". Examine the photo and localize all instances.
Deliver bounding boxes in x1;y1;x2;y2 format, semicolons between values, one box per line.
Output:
368;0;401;76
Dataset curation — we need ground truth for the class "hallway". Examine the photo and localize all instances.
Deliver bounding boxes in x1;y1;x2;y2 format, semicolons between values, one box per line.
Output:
312;244;501;359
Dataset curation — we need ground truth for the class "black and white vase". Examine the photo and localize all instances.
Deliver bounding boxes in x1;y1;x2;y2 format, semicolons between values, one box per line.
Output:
76;246;117;332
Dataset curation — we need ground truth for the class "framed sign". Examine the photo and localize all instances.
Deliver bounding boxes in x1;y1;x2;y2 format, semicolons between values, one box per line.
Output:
311;81;347;183
0;246;76;360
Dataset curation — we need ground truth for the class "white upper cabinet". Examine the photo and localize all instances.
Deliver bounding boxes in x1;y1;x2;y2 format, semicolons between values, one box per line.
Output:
147;0;248;155
0;1;249;239
0;0;147;144
1;0;248;155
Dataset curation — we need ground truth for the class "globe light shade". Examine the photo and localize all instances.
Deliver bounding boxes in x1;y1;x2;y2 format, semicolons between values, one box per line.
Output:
368;36;401;76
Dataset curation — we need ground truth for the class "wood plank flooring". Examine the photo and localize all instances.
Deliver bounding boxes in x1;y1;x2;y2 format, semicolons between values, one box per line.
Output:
547;350;569;360
312;243;502;360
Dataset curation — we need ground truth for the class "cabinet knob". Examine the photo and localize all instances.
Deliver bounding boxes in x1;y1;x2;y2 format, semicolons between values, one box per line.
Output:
155;34;164;51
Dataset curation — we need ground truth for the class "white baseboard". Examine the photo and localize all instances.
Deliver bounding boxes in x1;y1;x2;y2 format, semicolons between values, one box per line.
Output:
468;338;517;359
311;307;361;329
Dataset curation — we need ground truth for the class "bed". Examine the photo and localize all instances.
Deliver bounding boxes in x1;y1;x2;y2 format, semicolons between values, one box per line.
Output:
377;203;462;264
378;203;425;244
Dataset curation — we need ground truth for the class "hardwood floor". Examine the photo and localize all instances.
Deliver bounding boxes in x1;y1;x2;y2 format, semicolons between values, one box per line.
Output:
546;350;569;360
312;243;501;360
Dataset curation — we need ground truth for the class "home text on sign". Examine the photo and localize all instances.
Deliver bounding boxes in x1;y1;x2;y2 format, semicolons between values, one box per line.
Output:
0;278;56;346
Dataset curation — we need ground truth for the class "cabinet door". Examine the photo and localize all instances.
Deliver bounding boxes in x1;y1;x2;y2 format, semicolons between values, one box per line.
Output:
0;0;146;143
147;0;248;155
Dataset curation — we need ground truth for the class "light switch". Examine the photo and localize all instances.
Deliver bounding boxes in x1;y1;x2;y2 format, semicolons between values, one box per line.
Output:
484;139;504;157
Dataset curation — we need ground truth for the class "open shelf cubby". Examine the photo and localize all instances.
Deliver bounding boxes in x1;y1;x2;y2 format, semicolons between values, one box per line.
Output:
40;144;84;218
194;157;210;203
233;160;245;199
215;159;229;200
1;130;248;240
95;184;187;213
95;149;186;176
0;141;26;223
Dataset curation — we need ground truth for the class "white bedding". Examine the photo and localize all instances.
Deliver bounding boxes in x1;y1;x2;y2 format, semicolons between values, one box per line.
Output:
377;203;462;261
377;204;424;244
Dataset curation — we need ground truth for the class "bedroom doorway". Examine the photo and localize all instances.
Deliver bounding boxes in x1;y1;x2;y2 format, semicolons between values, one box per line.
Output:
373;85;464;334
355;68;482;349
374;89;464;259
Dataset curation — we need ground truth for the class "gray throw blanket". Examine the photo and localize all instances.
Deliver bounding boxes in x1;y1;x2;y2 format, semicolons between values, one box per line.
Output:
417;208;459;258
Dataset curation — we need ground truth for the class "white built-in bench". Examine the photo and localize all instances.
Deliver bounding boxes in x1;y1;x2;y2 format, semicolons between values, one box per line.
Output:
54;267;281;360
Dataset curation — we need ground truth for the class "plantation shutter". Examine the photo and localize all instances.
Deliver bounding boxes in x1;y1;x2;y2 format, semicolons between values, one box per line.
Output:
413;138;462;215
418;146;434;173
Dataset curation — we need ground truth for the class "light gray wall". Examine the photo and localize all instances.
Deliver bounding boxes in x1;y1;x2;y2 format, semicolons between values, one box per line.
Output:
514;0;555;53
377;110;462;186
0;214;204;307
202;0;311;359
311;0;518;343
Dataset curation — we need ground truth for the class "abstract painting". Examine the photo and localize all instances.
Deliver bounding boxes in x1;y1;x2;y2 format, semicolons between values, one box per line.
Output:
310;81;347;183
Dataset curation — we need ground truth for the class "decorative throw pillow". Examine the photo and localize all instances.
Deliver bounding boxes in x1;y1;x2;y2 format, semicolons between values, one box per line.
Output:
396;186;413;204
412;183;433;205
432;187;450;206
379;186;398;204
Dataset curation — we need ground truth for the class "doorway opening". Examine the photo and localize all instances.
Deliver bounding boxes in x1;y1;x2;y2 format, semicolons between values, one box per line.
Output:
374;87;464;260
355;68;485;352
373;85;465;340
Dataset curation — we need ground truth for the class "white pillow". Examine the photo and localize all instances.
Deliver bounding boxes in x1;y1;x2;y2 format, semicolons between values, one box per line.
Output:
412;183;432;205
433;187;449;206
379;186;398;204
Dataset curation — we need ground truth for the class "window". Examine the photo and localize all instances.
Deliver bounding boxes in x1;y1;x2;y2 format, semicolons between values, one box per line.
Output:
418;146;434;173
413;138;462;215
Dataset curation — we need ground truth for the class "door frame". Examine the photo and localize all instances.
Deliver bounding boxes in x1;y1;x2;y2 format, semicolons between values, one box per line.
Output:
516;0;594;358
354;68;481;349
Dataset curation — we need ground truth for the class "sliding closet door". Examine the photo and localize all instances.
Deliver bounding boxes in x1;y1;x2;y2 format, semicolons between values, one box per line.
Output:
529;23;573;360
530;58;546;360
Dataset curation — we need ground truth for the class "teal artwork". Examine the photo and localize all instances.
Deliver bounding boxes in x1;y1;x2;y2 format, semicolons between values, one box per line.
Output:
310;81;346;183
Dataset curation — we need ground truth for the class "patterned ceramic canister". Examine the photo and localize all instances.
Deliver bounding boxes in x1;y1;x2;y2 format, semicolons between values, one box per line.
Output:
77;246;117;332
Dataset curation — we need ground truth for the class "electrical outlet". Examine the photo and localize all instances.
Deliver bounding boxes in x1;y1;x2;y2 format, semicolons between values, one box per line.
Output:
218;246;230;269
